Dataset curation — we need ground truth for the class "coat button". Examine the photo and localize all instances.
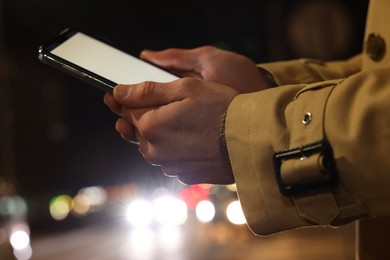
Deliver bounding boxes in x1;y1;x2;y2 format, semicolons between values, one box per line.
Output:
366;33;386;62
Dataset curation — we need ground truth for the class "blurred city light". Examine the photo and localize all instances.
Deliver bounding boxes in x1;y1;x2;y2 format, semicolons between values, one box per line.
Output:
49;195;72;221
13;245;33;260
178;184;211;209
6;223;33;260
153;197;188;225
71;186;107;216
0;196;14;215
0;196;27;217
78;186;107;210
195;200;215;223
151;187;171;200
10;230;30;250
71;194;91;216
126;199;153;226
226;200;246;225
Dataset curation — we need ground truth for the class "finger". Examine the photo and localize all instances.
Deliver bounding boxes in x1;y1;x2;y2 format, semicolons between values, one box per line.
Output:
178;171;234;185
161;163;206;185
140;48;201;73
113;80;188;109
171;70;202;79
103;92;122;115
162;160;235;185
115;118;139;144
177;175;204;185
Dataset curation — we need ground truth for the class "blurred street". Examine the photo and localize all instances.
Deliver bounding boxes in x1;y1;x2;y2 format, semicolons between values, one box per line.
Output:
27;220;354;260
0;183;357;260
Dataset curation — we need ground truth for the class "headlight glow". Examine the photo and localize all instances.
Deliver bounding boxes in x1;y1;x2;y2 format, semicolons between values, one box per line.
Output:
195;200;215;223
153;197;188;225
126;199;153;226
226;200;246;225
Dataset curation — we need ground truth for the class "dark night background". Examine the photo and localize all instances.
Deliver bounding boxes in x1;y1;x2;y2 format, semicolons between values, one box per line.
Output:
1;0;368;229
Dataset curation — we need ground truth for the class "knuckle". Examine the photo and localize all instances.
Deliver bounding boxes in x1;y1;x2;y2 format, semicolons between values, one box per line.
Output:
134;81;157;99
142;149;163;166
140;127;156;142
180;77;198;85
161;165;177;177
137;117;159;141
144;155;161;166
197;45;216;53
178;175;198;185
177;77;200;94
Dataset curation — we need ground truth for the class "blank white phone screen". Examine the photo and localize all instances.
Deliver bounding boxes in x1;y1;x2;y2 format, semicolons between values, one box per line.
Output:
51;32;178;84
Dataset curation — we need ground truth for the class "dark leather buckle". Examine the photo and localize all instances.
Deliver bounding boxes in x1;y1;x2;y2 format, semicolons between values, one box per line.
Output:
273;140;338;196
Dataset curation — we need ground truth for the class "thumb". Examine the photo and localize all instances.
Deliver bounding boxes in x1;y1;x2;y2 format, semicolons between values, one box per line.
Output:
113;81;185;108
140;48;200;73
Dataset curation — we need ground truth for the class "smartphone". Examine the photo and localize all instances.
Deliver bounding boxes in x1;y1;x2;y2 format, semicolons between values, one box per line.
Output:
38;28;179;92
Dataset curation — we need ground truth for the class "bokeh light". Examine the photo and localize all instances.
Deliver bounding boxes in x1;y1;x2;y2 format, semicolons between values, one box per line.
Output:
10;230;30;250
153;197;188;225
178;184;211;209
49;195;72;221
0;196;15;216
195;200;215;223
126;199;153;226
226;200;246;225
78;186;107;210
9;222;31;260
0;196;27;217
72;194;91;216
71;186;108;217
13;245;33;260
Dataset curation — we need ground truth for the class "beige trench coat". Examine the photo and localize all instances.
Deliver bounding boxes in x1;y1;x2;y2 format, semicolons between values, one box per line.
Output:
226;0;390;259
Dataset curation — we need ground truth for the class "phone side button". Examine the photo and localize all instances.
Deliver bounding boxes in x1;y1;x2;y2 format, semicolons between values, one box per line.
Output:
62;64;87;78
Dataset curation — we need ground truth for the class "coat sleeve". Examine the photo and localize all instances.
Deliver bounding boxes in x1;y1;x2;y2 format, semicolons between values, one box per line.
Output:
258;55;362;86
225;67;390;236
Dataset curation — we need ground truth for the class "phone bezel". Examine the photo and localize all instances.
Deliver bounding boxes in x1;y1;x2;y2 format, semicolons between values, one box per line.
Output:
39;28;179;92
38;28;120;92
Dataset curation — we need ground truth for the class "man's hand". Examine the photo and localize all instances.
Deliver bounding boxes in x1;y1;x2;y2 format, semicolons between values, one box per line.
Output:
104;78;238;185
141;46;272;93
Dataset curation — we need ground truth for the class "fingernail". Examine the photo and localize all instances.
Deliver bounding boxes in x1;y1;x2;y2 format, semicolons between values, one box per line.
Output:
142;49;154;53
114;85;129;98
140;49;154;58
